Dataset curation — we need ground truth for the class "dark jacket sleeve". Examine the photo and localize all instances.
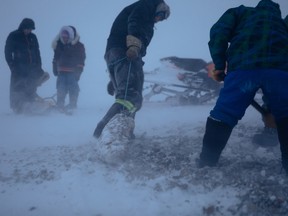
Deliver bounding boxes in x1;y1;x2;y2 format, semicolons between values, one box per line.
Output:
284;15;288;27
4;33;15;68
78;42;86;67
33;34;42;68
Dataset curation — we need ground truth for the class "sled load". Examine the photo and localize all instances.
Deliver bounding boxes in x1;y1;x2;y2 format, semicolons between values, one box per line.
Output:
143;56;223;105
14;71;73;116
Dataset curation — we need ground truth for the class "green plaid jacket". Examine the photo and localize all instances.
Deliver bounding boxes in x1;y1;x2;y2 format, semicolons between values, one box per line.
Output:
208;0;288;72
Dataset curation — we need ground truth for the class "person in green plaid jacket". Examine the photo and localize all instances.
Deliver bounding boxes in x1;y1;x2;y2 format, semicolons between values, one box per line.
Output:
197;0;288;175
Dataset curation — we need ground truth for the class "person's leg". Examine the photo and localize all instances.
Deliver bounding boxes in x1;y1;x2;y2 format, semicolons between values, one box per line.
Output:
199;70;260;167
93;102;124;138
94;48;128;138
114;57;144;111
199;117;233;167
56;73;68;108
276;118;288;174
67;73;80;109
261;69;288;174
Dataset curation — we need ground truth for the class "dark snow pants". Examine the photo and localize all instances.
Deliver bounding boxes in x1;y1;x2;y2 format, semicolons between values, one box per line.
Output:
56;72;80;108
104;48;144;112
203;69;288;170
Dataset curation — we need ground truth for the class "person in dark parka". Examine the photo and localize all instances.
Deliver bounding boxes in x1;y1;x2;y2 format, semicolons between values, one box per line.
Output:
93;0;170;138
197;0;288;175
52;26;86;109
5;18;45;113
284;14;288;25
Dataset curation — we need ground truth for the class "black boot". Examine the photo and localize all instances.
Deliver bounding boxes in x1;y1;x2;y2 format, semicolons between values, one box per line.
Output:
276;117;288;174
198;117;233;168
93;103;123;138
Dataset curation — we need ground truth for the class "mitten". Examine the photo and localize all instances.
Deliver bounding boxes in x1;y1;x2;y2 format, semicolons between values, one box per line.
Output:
126;35;142;60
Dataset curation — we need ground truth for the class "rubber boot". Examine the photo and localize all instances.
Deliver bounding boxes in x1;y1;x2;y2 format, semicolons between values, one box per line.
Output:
198;117;233;168
276;117;288;174
93;103;123;138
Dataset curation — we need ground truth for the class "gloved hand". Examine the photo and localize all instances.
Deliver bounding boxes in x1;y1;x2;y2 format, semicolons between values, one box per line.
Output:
8;62;16;75
75;66;83;73
126;35;142;60
75;72;81;81
53;61;58;76
107;80;115;96
74;67;83;81
208;69;226;82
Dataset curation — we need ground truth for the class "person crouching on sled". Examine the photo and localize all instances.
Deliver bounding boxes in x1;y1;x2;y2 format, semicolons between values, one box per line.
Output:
93;0;170;139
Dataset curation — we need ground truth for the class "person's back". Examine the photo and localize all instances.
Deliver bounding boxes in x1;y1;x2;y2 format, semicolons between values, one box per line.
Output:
284;14;288;26
106;0;163;56
199;0;288;175
209;0;288;72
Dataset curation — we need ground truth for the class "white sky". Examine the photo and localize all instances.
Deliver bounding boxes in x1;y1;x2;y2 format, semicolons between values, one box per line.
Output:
0;0;287;110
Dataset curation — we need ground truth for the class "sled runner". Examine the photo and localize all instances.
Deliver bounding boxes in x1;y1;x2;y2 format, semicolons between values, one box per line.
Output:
143;57;223;105
21;93;73;116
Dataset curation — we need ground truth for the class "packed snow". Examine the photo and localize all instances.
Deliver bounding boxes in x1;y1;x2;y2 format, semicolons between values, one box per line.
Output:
1;0;288;216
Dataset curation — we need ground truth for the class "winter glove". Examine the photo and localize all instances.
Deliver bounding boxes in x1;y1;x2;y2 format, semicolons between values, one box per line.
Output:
74;66;83;81
208;69;226;82
107;80;115;96
53;61;58;76
75;66;83;73
8;62;17;75
75;72;82;81
126;35;142;60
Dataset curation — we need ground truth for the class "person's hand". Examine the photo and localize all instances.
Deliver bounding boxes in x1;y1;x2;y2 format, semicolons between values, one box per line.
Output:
74;67;83;81
126;35;142;60
8;63;16;75
53;61;58;76
208;69;226;82
126;46;141;60
74;72;81;81
107;80;115;96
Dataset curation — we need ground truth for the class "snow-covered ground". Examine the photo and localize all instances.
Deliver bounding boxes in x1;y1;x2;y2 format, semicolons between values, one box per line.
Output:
1;0;288;215
1;63;288;216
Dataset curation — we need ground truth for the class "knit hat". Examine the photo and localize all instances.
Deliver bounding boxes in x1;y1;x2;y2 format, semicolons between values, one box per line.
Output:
155;2;170;20
19;18;35;30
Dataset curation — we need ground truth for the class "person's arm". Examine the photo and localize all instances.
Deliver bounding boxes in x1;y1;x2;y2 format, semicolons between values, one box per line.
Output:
4;33;15;70
208;8;237;71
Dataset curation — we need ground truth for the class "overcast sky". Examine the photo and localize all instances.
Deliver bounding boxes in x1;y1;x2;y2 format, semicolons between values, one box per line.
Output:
0;0;287;108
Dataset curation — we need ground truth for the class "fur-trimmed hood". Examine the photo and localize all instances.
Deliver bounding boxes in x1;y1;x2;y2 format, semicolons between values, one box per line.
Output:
52;26;80;50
